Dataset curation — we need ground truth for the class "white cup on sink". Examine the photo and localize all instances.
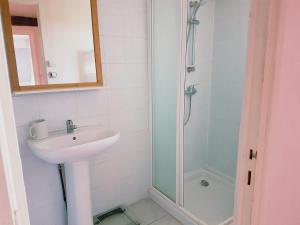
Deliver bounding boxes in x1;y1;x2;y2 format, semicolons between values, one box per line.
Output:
29;119;48;140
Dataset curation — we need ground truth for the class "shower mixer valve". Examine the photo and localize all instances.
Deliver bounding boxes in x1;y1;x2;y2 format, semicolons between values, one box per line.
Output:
185;85;197;96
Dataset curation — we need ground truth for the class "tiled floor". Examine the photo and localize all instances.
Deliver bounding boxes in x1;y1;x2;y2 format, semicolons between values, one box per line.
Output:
96;199;182;225
96;213;136;225
95;170;234;225
184;169;235;225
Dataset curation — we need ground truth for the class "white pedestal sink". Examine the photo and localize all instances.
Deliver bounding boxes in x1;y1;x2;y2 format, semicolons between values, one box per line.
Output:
27;126;120;225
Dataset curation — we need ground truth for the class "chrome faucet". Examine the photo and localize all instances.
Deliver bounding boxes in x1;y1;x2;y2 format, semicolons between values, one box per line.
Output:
66;120;77;133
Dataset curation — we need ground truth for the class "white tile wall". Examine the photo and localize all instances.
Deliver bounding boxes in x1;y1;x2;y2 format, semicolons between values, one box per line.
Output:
13;0;149;225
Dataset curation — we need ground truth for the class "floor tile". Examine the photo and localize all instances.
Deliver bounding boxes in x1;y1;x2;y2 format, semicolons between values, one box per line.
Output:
100;214;136;225
126;199;167;225
151;216;182;225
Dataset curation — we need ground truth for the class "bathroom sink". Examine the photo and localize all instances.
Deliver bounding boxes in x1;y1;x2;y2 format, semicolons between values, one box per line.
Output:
27;125;120;225
28;125;120;163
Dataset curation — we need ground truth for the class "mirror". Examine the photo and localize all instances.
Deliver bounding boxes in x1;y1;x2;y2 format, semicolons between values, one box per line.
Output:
0;0;102;92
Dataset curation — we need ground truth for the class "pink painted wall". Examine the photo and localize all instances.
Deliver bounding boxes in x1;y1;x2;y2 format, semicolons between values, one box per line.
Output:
9;3;38;17
0;153;13;225
256;1;300;225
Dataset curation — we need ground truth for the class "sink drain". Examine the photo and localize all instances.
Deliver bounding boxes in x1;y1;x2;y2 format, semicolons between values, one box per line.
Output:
200;179;209;187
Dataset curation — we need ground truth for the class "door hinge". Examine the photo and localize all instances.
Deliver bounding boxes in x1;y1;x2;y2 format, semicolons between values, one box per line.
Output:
249;149;257;160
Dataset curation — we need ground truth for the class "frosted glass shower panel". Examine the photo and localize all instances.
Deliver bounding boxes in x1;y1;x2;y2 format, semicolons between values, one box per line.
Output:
151;0;181;201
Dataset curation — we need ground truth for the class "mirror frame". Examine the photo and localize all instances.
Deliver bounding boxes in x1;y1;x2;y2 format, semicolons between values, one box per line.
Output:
0;0;103;92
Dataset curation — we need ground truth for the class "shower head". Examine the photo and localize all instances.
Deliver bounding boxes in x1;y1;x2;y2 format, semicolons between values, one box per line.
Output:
189;0;207;20
189;0;207;8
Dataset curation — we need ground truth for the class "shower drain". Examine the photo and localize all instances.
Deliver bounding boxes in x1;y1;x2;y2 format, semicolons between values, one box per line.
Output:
200;179;209;187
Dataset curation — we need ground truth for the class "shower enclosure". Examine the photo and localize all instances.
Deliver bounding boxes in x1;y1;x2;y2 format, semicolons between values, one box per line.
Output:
151;0;251;224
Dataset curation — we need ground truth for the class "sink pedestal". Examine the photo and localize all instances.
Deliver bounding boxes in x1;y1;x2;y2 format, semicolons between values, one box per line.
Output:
27;126;120;225
65;161;93;225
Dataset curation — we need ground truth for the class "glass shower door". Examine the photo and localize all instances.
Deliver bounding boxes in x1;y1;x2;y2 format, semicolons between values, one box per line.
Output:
151;0;181;201
183;0;251;224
